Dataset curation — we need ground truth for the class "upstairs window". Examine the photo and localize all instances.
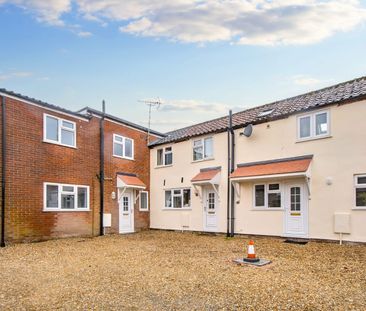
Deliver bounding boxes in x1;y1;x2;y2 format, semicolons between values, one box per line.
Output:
298;110;329;140
44;114;76;147
193;137;213;161
157;147;173;166
254;183;282;209
164;188;191;209
113;134;134;160
355;175;366;208
44;183;89;211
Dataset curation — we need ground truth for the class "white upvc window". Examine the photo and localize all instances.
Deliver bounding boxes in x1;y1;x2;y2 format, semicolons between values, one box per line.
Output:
113;134;134;160
43;114;76;148
157;146;173;166
139;191;149;211
297;110;330;141
354;175;366;209
193;137;213;161
164;188;191;209
253;183;282;209
44;182;89;211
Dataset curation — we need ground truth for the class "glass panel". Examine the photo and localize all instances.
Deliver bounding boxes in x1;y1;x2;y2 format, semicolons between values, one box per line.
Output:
173;196;182;208
193;140;202;147
61;194;75;209
165;147;172;152
268;193;281;208
299;116;311;138
193;147;203;161
208;192;215;210
268;184;280;191
62;186;74;192
357;176;366;185
140;192;148;210
183;189;191;207
255;185;265;207
125;139;133;158
77;187;87;208
173;189;181;195
204;137;213;158
114;135;123;142
61;129;75;146
62;120;74;129
165;152;173;165
46;185;58;208
114;143;123;157
123;197;129;212
290;187;301;211
46;116;58;141
157;149;163;165
356;188;366;207
165;191;172;208
315;112;328;136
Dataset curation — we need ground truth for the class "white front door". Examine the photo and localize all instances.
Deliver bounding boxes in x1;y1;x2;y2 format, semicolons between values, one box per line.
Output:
119;192;134;233
284;184;308;238
204;188;218;232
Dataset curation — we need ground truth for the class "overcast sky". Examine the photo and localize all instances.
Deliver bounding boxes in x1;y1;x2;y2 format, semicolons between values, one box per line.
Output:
0;0;366;132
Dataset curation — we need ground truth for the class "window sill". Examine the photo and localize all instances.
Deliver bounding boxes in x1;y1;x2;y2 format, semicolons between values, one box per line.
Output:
43;209;90;212
139;209;149;212
43;140;77;149
113;155;134;161
191;157;214;164
251;208;284;211
155;164;173;169
162;208;192;211
296;135;332;143
352;207;366;211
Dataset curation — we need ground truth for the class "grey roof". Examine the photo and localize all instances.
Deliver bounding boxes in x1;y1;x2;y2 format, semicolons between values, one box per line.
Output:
0;88;89;119
149;76;366;147
80;107;164;137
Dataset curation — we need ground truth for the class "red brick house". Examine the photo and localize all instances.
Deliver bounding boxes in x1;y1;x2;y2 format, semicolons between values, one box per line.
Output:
0;90;163;244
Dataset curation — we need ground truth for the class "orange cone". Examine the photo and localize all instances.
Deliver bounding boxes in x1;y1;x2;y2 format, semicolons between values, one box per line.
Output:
244;240;260;263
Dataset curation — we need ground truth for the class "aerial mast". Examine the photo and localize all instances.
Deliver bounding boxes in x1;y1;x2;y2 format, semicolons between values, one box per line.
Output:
139;98;163;144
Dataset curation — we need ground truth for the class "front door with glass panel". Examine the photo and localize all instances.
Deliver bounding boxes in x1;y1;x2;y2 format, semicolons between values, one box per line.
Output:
119;192;134;233
285;184;308;237
204;188;218;231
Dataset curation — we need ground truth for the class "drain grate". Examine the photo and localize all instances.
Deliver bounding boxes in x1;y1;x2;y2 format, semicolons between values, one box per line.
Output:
284;239;308;245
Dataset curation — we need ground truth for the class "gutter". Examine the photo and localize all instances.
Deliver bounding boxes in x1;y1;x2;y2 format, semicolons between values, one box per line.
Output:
99;100;105;236
1;96;6;247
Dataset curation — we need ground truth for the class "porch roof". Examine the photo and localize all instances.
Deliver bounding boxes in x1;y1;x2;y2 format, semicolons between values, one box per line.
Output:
230;155;313;181
117;173;146;189
191;167;221;185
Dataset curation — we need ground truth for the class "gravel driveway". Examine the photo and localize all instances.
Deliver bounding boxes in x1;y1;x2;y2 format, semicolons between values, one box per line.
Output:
0;231;365;310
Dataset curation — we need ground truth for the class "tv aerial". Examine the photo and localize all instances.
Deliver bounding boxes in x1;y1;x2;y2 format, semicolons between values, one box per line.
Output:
139;97;164;144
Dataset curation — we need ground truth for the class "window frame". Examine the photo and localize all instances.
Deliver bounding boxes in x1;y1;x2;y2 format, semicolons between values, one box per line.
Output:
163;188;191;210
43;182;90;212
139;191;149;212
43;113;77;148
297;110;330;141
192;136;214;162
156;146;173;167
253;183;283;210
113;134;134;160
354;174;366;210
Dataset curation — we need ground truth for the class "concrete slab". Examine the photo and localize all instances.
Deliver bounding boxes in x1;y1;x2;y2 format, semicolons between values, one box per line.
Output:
233;258;272;267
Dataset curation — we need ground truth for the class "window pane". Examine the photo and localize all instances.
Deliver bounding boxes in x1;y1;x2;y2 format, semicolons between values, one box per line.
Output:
165;152;173;165
356;188;366;207
62;120;74;129
61;129;75;146
78;187;87;208
157;149;163;165
193;140;202;147
62;186;74;192
114;135;123;142
46;185;58;208
204;138;213;158
140;192;148;210
193;147;203;161
165;191;172;208
46;116;58;141
173;196;182;208
165;147;172;152
357;176;366;184
114;143;123;157
268;184;279;191
125;139;133;158
183;189;191;207
300;116;311;138
268;193;281;208
255;185;265;207
315;113;328;135
173;189;181;195
61;194;75;209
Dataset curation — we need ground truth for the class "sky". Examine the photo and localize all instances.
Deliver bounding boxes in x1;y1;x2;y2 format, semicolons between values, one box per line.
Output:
0;0;366;133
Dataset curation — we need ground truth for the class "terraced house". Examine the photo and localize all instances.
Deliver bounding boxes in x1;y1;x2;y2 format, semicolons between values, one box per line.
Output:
0;90;163;244
149;76;366;243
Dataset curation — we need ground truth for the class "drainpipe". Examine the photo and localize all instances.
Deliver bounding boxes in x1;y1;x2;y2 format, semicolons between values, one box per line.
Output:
99;100;105;236
226;118;231;238
1;96;6;247
230;113;235;237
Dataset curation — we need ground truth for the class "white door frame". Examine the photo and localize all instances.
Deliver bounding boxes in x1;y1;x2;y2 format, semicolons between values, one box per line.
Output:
284;182;308;238
119;190;134;234
203;186;218;232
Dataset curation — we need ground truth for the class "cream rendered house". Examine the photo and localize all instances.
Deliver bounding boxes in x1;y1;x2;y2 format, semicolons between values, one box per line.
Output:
149;77;366;243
